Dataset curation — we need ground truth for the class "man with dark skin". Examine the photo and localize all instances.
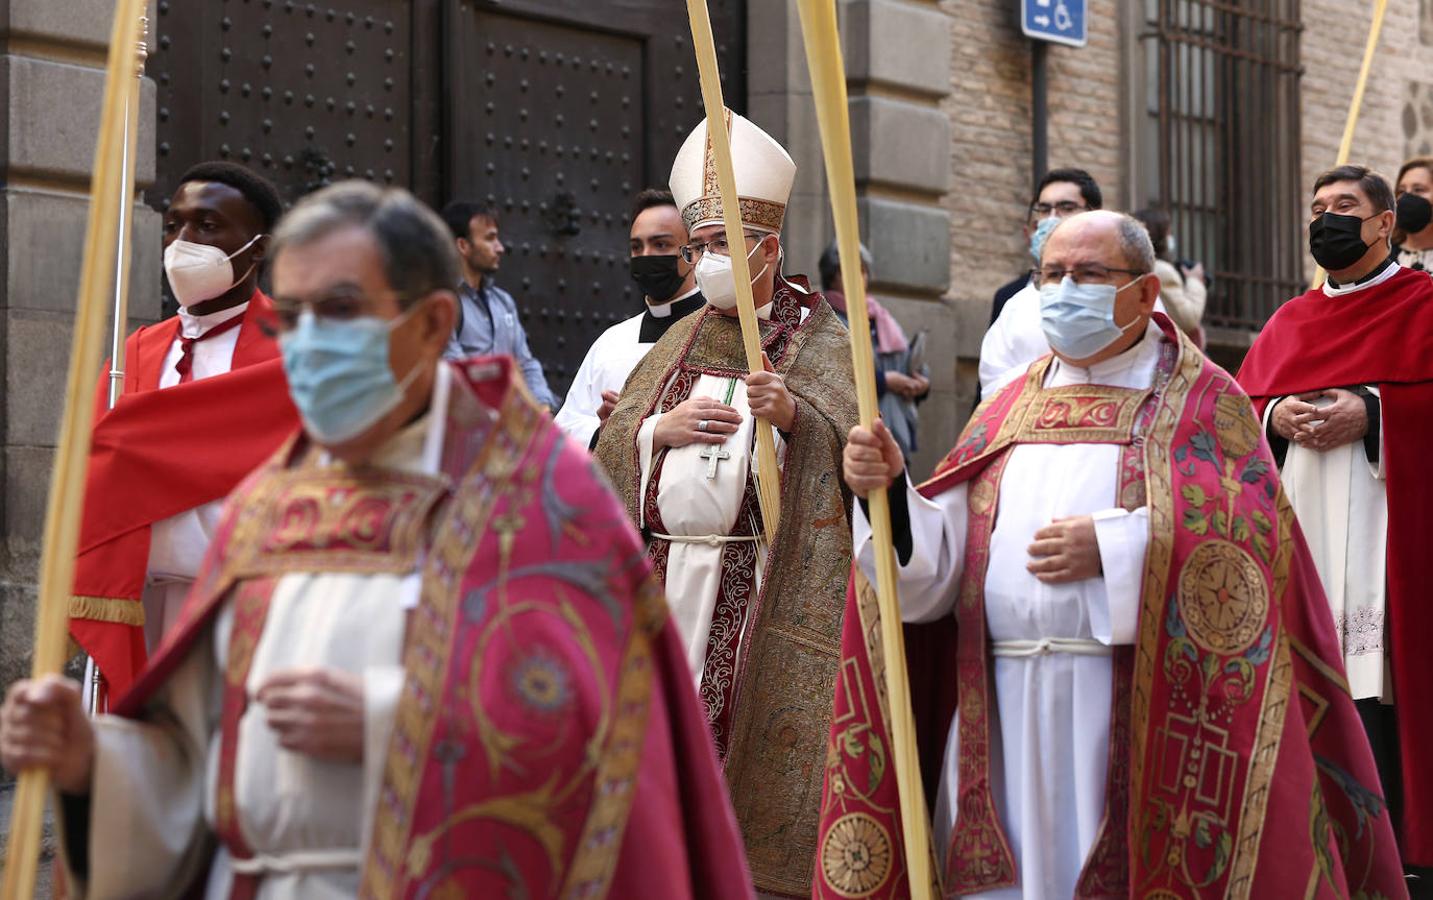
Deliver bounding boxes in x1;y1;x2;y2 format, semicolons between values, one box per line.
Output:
69;162;294;704
161;176;272;316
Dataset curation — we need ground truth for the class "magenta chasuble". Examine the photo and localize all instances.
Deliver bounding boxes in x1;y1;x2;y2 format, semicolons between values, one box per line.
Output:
812;319;1406;899
114;358;753;899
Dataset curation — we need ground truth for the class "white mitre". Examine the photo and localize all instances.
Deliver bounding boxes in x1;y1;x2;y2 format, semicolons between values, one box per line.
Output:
669;109;796;235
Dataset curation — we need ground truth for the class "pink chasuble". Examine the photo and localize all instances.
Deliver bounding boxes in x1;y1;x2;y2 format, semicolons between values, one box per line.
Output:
813;317;1405;900
118;357;753;900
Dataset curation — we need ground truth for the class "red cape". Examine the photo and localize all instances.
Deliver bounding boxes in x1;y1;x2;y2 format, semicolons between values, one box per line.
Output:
1238;265;1433;866
69;292;298;699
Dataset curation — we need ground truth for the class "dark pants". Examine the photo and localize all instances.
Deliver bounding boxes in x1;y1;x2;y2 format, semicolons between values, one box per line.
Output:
1356;698;1433;897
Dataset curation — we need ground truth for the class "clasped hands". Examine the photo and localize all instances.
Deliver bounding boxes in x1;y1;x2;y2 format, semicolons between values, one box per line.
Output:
844;423;1100;584
1271;388;1368;452
653;353;795;450
0;666;366;793
885;371;930;400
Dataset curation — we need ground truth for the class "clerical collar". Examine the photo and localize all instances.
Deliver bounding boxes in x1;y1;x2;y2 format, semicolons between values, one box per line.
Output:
639;292;706;344
647;286;701;319
1323;258;1400;297
177;300;249;340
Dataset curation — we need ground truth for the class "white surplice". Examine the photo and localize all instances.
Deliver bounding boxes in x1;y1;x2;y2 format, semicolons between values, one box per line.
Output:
638;372;782;679
1264;265;1397;702
855;324;1160;899
69;366;450;900
142;301;251;649
635;302;801;681
554;289;697;448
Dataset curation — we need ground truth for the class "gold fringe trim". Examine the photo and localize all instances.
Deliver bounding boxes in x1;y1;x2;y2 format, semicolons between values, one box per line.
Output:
69;595;146;627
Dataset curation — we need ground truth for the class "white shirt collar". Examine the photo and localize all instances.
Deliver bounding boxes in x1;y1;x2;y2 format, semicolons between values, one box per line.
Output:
1047;320;1162;387
647;286;701;319
1323;261;1401;297
177;301;249;339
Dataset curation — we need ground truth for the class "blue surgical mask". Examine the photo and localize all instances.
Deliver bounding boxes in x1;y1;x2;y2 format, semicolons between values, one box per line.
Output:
1039;276;1143;360
1029;216;1059;263
279;308;425;444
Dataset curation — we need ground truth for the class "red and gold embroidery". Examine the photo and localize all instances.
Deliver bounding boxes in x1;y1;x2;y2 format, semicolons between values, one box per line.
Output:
946;453;1018;894
214;576;280;900
1018;384;1151;443
233;465;447;579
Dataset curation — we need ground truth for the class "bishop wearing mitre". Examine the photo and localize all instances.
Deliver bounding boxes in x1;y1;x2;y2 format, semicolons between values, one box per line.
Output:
594;110;858;896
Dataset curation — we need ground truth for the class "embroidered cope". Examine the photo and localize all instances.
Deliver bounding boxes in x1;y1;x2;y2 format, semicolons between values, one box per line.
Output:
60;360;753;900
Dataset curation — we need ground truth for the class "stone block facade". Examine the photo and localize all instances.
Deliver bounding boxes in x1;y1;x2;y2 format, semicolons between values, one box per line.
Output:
0;0;159;739
927;0;1428;477
1;3;157;886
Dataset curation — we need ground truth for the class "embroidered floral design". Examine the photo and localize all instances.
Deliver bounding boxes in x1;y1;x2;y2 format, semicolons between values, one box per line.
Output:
510;648;573;713
819;813;893;897
1339;606;1385;658
1177;540;1269;656
1213;392;1262;459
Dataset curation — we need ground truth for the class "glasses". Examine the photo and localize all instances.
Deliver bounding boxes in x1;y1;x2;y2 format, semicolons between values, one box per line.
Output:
679;232;761;264
1036;264;1147;287
271;288;409;330
1029;201;1088;220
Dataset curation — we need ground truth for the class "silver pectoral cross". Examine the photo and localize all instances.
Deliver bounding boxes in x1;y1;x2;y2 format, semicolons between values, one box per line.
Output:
700;443;731;479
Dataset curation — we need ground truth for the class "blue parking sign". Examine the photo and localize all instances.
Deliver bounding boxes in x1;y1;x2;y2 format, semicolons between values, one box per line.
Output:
1021;0;1087;47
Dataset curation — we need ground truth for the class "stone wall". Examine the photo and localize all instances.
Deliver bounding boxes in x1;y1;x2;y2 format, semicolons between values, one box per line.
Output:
1302;0;1433;213
929;0;1429;458
749;0;954;478
0;0;159;748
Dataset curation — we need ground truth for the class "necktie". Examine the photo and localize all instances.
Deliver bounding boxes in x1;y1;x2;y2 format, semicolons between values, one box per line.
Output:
174;313;246;383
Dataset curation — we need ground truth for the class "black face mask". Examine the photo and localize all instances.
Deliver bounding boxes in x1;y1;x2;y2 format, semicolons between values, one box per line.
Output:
629;255;687;303
1308;212;1375;271
1396;192;1433;235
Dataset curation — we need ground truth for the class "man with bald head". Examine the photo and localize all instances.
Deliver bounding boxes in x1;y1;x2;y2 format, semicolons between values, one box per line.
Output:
812;212;1404;898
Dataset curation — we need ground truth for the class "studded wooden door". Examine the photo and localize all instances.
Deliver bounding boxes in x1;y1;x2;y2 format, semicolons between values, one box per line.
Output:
445;0;746;400
148;0;421;209
149;0;744;397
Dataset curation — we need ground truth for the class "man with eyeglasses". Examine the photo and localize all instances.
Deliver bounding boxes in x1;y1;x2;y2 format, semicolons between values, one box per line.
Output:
822;209;1404;899
1240;164;1433;892
988;168;1103;325
594;111;858;897
4;181;757;898
981;168;1104;399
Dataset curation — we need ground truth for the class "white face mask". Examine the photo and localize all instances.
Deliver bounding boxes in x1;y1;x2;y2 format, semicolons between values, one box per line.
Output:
163;234;263;308
695;237;770;311
1038;276;1143;360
